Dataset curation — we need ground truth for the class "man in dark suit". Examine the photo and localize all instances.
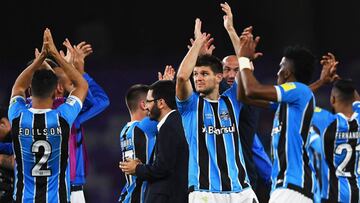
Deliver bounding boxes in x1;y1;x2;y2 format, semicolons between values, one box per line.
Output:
120;80;189;203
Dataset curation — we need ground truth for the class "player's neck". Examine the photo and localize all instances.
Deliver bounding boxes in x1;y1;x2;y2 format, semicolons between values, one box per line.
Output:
286;77;296;83
31;97;53;109
202;90;220;101
130;110;147;122
336;104;354;118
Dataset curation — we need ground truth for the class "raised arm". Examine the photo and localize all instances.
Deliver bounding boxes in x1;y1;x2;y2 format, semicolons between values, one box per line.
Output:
45;29;88;102
221;3;270;108
158;65;176;81
11;31;48;98
310;52;339;92
236;28;278;102
61;39;109;122
176;19;207;100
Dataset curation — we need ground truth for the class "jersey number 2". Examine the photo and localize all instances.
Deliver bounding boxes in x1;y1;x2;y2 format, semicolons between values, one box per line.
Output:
31;140;52;177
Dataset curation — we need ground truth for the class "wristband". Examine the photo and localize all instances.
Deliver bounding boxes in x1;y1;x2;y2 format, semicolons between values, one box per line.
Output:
238;57;252;71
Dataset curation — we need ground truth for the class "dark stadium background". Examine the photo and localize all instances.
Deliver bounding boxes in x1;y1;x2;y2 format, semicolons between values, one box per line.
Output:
1;0;360;202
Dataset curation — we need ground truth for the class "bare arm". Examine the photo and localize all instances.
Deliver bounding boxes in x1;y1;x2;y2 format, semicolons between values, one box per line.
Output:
176;19;206;100
235;28;278;102
11;32;48;98
45;29;88;102
310;52;339;92
237;64;271;108
221;3;270;107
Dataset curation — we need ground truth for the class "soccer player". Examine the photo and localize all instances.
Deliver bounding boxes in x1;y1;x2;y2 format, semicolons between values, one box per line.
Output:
221;54;272;202
222;55;239;87
227;24;317;202
311;79;360;203
176;18;258;202
308;107;329;203
27;39;109;203
120;80;189;203
118;84;157;203
0;106;14;203
56;39;110;203
8;28;88;203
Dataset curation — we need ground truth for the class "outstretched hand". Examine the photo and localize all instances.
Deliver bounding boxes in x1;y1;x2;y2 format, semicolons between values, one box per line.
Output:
61;39;93;74
187;34;215;55
188;18;215;55
319;52;340;84
158;65;176;81
221;2;234;31
238;26;263;60
43;28;59;56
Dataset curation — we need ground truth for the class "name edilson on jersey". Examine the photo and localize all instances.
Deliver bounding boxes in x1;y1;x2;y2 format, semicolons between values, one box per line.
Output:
19;127;62;136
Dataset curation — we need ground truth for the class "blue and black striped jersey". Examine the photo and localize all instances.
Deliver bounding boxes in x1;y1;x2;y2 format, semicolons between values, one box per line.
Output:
8;95;82;203
271;82;315;198
118;117;157;203
176;82;250;192
308;108;326;203
313;103;360;203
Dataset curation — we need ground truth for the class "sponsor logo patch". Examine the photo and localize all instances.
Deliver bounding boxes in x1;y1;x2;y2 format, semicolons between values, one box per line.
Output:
280;82;296;92
315;107;322;112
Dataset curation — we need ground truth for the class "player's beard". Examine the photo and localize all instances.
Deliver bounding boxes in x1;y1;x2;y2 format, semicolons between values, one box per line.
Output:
196;86;214;96
149;104;161;121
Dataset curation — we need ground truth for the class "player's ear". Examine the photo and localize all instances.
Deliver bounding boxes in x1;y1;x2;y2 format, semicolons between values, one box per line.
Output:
283;68;292;81
330;95;336;106
216;73;223;83
139;100;146;111
56;83;64;95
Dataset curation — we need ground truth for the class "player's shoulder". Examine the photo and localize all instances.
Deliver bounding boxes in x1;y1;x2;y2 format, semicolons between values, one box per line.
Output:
120;121;140;136
138;117;157;134
279;82;310;92
314;107;333;118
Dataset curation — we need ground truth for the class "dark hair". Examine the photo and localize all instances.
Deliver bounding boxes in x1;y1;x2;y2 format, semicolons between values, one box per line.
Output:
125;84;149;112
0;106;7;119
31;69;58;98
149;80;177;110
283;45;315;84
195;54;223;74
332;79;356;103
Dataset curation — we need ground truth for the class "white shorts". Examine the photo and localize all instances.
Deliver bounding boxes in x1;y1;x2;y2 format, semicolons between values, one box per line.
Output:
70;190;86;203
269;188;313;203
189;188;258;203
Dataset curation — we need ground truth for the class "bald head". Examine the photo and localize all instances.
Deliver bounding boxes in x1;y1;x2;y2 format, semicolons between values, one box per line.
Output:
222;55;239;85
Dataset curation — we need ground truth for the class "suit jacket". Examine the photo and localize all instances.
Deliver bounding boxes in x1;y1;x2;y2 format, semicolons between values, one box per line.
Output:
135;110;189;203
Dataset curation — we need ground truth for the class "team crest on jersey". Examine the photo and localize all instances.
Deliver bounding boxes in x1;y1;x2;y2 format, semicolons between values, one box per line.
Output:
280;82;296;92
219;111;230;120
66;97;76;106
